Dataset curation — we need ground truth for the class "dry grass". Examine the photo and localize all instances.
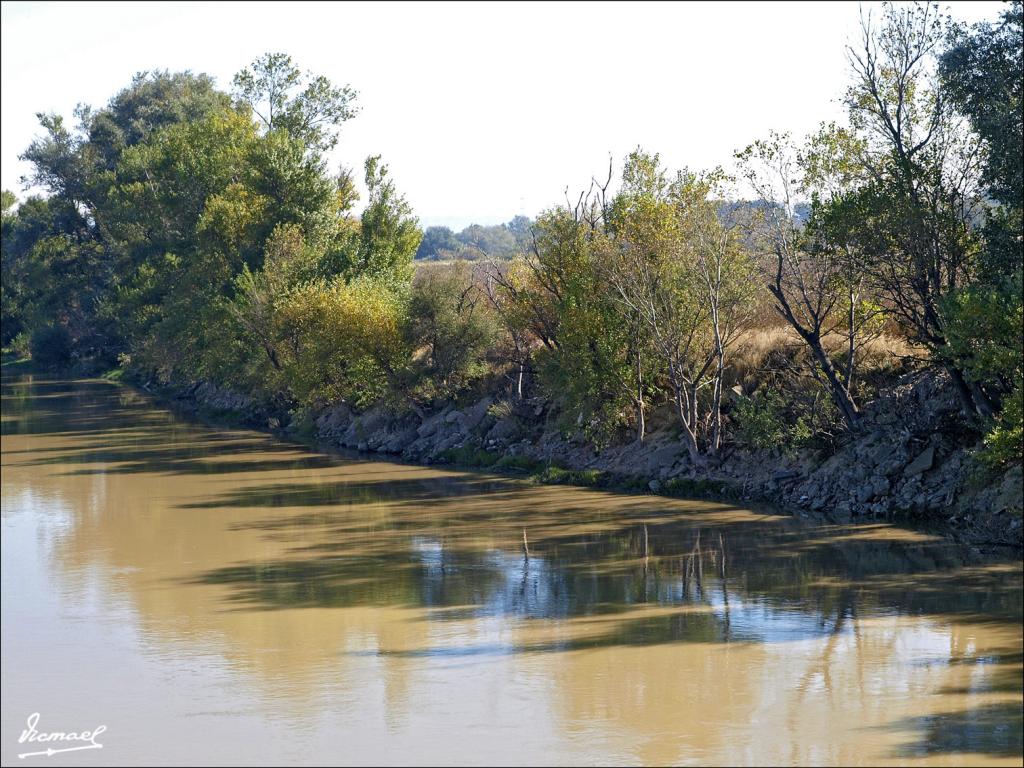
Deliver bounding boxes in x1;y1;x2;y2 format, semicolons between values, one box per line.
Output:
729;325;927;393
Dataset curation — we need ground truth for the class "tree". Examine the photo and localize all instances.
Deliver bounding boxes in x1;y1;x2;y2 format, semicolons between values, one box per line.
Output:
844;1;990;419
404;262;497;400
939;0;1023;464
940;1;1023;213
354;156;421;283
602;152;754;457
232;53;358;154
416;226;460;260
735;132;863;430
82;70;232;173
505;215;534;250
457;222;519;259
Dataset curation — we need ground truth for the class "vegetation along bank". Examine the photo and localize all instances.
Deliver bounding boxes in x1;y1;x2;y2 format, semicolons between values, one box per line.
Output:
3;3;1021;545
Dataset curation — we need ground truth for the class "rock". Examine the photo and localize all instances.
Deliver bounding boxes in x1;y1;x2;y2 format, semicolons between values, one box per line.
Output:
648;479;662;492
382;426;418;453
832;502;852;523
316;404;352;438
431;432;463;456
773;470;799;482
461;397;494;432
632;442;683;476
417;409;449;439
872;474;890;495
356;441;368;452
904;444;935;478
486;416;522;443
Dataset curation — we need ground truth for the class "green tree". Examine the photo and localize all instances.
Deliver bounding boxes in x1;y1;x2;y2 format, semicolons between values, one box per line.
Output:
353;155;421;283
940;0;1023;465
232;52;358;154
843;1;991;419
416;226;461;260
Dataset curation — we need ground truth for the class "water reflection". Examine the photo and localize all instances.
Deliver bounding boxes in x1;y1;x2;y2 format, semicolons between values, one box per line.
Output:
2;372;1021;766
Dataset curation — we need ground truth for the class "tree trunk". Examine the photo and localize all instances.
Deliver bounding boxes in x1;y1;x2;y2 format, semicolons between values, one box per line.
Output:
709;311;725;454
263;343;281;371
635;346;645;443
709;355;724;454
845;287;856;395
947;364;994;422
671;380;703;465
806;335;860;429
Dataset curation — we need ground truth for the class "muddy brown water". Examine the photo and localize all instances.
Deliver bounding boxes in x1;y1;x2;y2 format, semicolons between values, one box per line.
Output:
1;373;1021;766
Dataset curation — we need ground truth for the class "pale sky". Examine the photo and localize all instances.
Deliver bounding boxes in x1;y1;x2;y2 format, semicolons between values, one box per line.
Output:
0;1;1006;229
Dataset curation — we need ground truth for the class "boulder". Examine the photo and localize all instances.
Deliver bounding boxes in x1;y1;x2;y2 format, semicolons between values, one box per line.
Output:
904;444;935;478
462;397;495;433
382;426;419;454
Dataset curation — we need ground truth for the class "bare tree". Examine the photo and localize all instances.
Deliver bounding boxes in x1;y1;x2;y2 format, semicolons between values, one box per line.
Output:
736;133;862;430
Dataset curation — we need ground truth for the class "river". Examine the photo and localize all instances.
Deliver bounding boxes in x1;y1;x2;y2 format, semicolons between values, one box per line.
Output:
1;372;1021;766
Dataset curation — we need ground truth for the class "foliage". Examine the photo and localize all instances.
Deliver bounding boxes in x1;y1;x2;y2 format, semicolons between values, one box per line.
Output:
940;1;1023;209
231;52;358;154
404;262;497;401
29;324;73;368
733;390;813;453
6;10;1022;480
415;217;533;261
10;331;32;359
437;446;501;467
980;375;1023;469
272;276;409;409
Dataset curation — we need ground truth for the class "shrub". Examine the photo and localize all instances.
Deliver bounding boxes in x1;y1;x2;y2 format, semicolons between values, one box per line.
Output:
493;454;542;473
438;445;500;467
404;262;497;401
273;276;408;409
733;390;788;450
733;388;819;453
487;399;514;421
10;330;32;359
980;375;1023;470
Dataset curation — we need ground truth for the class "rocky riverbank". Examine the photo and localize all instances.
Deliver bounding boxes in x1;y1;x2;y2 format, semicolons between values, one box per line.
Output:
157;369;1022;549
